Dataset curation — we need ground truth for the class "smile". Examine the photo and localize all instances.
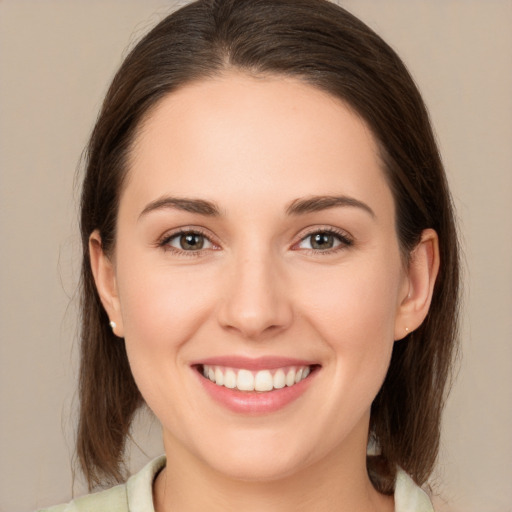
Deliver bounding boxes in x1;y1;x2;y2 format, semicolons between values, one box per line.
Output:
193;357;320;414
201;364;312;392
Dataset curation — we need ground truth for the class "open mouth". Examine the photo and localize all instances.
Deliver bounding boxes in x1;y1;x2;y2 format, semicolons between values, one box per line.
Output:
196;364;319;393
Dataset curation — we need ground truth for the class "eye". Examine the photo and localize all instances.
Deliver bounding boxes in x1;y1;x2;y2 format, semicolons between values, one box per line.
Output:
161;230;215;252
296;229;353;252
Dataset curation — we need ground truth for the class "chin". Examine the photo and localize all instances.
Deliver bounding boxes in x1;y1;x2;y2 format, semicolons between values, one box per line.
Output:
207;451;309;483
188;427;319;482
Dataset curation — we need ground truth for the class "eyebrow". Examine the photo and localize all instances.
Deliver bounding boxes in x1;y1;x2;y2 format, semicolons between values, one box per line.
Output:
138;194;375;220
138;196;221;219
285;195;375;218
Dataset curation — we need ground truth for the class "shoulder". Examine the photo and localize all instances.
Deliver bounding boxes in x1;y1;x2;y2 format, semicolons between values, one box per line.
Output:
36;455;166;512
394;468;435;512
37;484;127;512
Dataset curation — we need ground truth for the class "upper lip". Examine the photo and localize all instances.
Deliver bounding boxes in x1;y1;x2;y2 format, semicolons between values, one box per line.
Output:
190;356;318;371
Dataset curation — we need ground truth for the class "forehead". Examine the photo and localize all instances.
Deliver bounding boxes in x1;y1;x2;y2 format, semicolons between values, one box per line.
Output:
123;72;393;219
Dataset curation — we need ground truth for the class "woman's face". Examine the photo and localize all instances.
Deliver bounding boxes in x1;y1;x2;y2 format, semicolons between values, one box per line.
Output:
96;72;415;480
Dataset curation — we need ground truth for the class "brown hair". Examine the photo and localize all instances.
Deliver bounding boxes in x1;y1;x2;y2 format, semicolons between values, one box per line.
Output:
77;0;459;493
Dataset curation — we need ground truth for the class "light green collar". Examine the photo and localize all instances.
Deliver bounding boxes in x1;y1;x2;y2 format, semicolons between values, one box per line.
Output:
125;456;434;512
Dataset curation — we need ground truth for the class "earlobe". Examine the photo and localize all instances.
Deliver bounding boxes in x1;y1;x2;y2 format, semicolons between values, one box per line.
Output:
394;229;440;340
89;230;124;337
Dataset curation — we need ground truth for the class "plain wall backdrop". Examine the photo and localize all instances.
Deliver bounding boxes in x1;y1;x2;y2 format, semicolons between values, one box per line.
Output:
1;1;511;511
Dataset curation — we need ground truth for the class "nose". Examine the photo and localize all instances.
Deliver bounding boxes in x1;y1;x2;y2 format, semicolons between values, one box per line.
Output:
217;250;293;340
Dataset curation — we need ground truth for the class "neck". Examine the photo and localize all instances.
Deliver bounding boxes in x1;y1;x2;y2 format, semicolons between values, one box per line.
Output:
153;434;393;512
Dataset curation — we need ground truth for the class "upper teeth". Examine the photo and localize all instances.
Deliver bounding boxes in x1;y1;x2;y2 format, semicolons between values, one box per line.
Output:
202;365;311;392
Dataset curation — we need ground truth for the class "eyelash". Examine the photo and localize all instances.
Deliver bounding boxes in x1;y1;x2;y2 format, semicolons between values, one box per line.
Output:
158;228;217;257
157;227;353;257
293;227;354;255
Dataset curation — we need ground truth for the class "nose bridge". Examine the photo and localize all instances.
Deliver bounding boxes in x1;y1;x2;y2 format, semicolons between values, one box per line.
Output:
218;242;292;339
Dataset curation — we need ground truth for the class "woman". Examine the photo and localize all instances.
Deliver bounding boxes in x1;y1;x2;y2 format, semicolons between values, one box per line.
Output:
43;0;459;510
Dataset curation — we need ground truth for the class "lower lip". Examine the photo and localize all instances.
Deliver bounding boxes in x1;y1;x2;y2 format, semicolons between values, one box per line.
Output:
195;368;317;414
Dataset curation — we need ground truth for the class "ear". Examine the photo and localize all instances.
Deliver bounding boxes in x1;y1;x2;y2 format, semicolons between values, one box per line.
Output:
394;228;440;340
89;230;124;337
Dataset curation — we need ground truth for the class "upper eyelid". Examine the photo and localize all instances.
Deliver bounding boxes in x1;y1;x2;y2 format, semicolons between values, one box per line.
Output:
295;225;353;242
166;231;213;245
158;226;219;245
157;225;353;249
291;227;354;253
158;229;219;257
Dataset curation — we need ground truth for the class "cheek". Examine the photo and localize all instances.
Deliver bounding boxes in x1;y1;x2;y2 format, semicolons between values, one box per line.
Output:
303;259;401;339
114;257;216;395
120;274;208;348
116;283;203;435
298;254;402;388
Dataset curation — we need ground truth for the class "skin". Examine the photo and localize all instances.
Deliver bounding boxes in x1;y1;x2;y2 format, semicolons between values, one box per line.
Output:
90;72;439;512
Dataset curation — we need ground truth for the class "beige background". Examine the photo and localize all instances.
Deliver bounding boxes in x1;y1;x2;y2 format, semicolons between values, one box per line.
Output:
1;1;511;511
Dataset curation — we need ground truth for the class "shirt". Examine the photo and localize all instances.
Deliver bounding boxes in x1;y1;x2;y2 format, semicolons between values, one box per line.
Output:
39;455;434;512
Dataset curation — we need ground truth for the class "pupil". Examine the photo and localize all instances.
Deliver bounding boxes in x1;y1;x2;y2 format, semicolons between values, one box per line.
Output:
312;233;333;250
181;233;204;250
